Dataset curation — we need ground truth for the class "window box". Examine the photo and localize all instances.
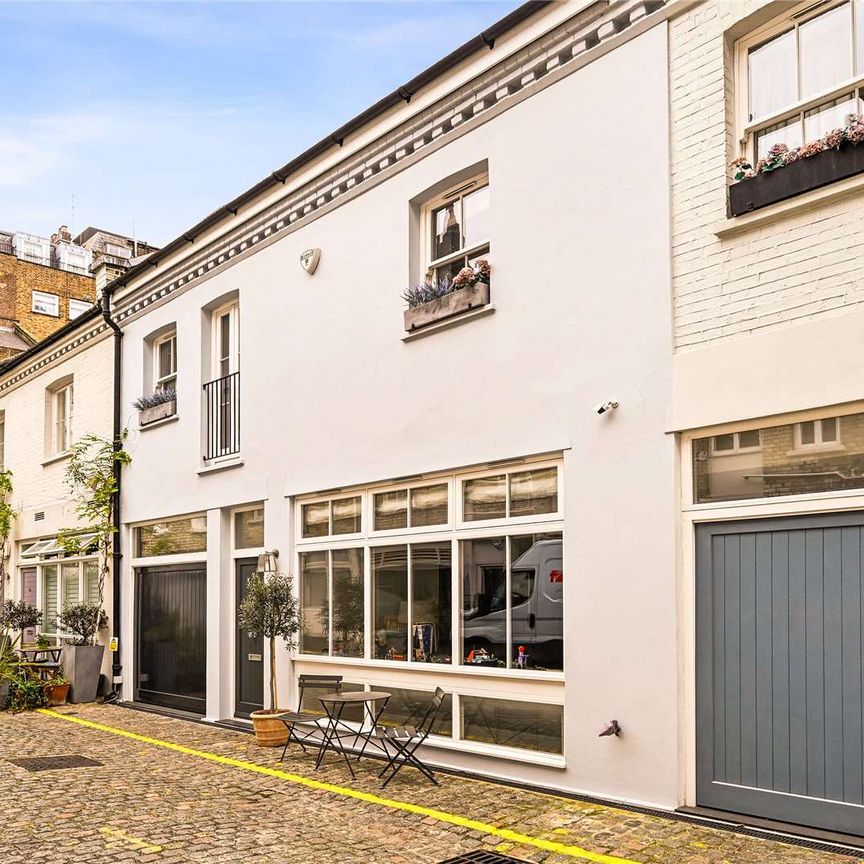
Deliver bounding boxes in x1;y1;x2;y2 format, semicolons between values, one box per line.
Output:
403;283;490;332
139;399;176;427
729;141;864;216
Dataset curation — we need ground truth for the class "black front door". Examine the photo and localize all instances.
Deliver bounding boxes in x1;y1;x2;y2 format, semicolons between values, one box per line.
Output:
236;559;264;717
136;564;207;714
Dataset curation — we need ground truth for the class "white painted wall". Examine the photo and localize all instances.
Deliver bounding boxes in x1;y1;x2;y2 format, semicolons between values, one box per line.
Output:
116;24;678;807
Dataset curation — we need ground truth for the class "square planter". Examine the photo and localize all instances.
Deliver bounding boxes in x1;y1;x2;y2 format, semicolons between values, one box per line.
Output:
139;399;176;427
729;142;864;216
62;644;104;703
403;282;490;332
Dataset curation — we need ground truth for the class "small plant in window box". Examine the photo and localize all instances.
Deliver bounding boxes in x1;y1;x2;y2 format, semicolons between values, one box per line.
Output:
133;387;177;426
403;259;491;332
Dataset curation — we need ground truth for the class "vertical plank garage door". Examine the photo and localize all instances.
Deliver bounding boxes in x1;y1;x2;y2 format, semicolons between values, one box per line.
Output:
697;513;864;836
136;564;207;714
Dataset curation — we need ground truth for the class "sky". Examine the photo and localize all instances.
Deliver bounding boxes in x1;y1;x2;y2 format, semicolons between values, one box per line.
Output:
0;0;518;247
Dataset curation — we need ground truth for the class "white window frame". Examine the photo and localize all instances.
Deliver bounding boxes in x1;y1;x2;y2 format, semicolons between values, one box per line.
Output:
68;298;92;320
212;302;239;381
51;382;73;455
735;0;864;162
421;173;490;282
794;416;842;449
369;479;453;537
153;330;177;393
32;290;60;317
299;493;364;541
709;429;762;456
232;505;265;555
31;550;100;638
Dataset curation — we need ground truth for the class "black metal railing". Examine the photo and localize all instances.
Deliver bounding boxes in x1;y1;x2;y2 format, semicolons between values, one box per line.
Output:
203;371;240;460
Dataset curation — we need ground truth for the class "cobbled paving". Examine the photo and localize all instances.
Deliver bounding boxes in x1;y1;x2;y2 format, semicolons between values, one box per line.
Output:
0;705;859;864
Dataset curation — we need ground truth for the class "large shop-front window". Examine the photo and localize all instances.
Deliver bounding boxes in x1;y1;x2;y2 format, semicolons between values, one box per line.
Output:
693;411;864;503
297;462;563;673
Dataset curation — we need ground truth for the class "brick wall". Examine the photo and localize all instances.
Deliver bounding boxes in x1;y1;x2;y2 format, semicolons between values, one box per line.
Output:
669;0;864;351
0;252;96;343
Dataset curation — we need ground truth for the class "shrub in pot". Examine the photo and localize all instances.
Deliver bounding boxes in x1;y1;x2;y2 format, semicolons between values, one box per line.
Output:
43;673;71;707
237;568;299;746
0;600;43;710
58;603;107;704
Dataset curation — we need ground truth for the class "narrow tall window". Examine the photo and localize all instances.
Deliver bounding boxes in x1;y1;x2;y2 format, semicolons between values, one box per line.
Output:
52;383;73;454
154;331;177;393
204;302;239;459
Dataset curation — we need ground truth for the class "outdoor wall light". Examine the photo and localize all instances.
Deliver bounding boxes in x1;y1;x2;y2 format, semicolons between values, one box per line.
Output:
593;400;619;416
256;549;279;575
598;719;622;738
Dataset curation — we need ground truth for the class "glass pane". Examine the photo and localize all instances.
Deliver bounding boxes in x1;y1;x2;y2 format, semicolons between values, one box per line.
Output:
434;257;467;285
463;475;506;522
799;3;852;99
857;0;864;73
411;542;452;663
463;185;490;249
510;534;563;671
299;551;328;655
749;29;797;120
693;411;864;503
332;497;361;535
374;490;407;531
755;115;803;160
378;687;453;737
461;696;563;754
372;545;408;660
43;565;58;632
712;434;734;451
61;563;80;611
136;517;207;556
300;681;365;723
331;548;364;658
738;429;761;448
804;93;858;142
509;468;558;518
84;561;100;607
158;337;175;379
431;199;462;260
302;502;329;538
461;537;506;667
235;508;264;549
410;484;448;527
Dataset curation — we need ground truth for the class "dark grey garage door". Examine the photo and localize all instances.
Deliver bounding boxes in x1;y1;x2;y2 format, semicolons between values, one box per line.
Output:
697;513;864;836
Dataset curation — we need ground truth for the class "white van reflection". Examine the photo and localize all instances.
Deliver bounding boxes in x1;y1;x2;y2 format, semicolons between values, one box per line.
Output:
462;538;562;669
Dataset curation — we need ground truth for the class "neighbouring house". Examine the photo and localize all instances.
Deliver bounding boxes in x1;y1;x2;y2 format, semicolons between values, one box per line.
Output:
106;0;680;810
670;0;864;837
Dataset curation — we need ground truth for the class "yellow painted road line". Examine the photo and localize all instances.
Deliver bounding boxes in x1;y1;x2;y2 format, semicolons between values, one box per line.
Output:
38;709;639;864
99;826;162;853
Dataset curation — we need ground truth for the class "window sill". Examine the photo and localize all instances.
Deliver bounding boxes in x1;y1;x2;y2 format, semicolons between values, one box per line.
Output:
402;304;495;342
422;735;565;768
786;444;846;456
197;456;243;476
41;451;71;467
139;414;179;431
718;152;864;238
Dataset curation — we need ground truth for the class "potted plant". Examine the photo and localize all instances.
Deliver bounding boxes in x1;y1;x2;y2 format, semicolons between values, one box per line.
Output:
0;600;43;709
133;388;177;426
402;259;491;331
58;603;108;703
237;568;300;746
43;672;71;707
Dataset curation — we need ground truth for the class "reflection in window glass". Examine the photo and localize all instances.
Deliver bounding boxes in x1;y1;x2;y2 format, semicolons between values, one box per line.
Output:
300;551;328;654
332;497;361;535
378;687;452;736
463;476;506;522
235;508;264;549
61;562;80;610
373;545;408;660
136;517;207;557
331;549;364;657
798;3;851;99
461;537;506;667
411;542;451;663
43;565;58;634
410;484;448;527
462;696;563;754
432;200;462;260
749;29;797;121
300;681;365;723
738;429;761;449
84;561;100;606
693;413;864;503
374;491;408;531
462;185;490;248
509;468;557;518
804;93;859;142
302;502;329;538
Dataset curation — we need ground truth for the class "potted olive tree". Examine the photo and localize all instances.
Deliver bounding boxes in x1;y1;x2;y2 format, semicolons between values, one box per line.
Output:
58;603;108;703
0;600;43;709
238;568;299;746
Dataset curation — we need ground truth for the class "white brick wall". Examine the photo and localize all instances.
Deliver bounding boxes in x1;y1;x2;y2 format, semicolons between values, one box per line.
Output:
670;0;864;350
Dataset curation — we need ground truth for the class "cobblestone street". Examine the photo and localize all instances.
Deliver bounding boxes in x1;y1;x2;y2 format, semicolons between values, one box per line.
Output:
0;705;859;864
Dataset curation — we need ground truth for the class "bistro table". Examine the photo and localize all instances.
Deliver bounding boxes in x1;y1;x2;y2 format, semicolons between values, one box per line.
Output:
315;691;391;778
17;647;63;681
18;646;62;663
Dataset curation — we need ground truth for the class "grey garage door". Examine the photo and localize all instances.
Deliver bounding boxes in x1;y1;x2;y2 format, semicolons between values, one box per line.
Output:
696;513;864;836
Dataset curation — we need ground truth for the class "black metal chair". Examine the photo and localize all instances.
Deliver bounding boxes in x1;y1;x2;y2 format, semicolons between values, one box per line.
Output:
278;674;342;762
373;686;445;787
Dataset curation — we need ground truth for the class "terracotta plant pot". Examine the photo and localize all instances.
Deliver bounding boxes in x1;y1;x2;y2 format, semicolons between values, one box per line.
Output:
44;682;70;707
250;710;289;747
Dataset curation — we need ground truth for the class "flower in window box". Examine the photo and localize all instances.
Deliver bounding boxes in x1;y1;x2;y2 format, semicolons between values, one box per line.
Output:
729;157;754;181
798;139;826;159
822;127;845;151
473;257;491;284
452;267;475;289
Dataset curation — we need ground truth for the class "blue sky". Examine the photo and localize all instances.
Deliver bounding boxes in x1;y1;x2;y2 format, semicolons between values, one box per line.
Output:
0;1;518;246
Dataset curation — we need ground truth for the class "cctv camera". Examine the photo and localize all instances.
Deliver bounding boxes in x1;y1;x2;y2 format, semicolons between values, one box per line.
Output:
594;400;619;415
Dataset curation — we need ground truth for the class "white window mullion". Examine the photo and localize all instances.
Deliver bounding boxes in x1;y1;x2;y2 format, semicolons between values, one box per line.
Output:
451;536;459;669
327;550;334;657
363;544;372;660
406;544;413;664
505;536;512;670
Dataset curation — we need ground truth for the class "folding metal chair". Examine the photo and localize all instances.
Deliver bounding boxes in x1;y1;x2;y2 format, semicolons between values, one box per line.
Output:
373;686;445;787
278;674;342;762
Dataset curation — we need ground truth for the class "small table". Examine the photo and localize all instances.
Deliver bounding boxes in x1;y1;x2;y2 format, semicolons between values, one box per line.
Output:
316;691;391;778
19;647;62;664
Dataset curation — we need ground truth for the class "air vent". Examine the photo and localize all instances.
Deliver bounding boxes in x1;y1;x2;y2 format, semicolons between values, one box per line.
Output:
437;852;529;864
9;755;102;772
34;512;45;522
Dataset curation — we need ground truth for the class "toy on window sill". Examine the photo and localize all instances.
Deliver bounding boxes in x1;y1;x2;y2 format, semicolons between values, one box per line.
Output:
515;645;529;669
